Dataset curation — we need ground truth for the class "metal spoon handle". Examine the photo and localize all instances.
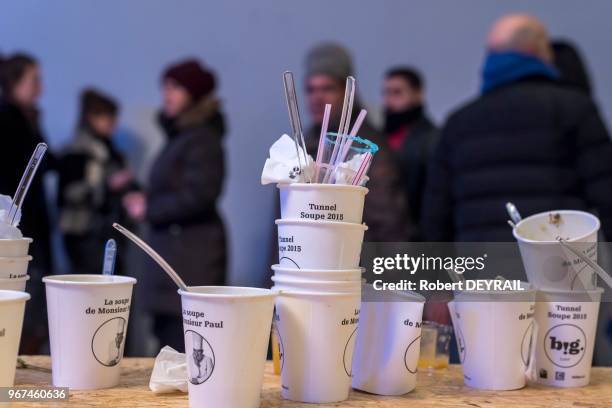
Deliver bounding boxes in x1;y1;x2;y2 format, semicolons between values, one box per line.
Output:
505;202;522;226
9;143;48;225
283;71;310;180
112;223;188;291
102;239;117;275
558;238;612;289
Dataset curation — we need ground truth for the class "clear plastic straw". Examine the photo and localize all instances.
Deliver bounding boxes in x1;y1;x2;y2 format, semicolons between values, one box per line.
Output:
283;71;311;182
8;142;48;226
314;104;332;182
113;223;189;291
323;76;355;183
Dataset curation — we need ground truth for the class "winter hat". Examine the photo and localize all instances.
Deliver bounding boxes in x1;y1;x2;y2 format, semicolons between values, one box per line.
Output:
304;43;354;81
162;59;216;101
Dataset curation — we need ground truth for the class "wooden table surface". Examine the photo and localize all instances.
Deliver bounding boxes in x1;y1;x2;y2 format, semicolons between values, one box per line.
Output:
13;356;611;407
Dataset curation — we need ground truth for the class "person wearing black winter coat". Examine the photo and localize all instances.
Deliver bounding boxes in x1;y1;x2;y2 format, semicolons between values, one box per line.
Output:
422;15;612;242
123;59;227;351
0;53;56;354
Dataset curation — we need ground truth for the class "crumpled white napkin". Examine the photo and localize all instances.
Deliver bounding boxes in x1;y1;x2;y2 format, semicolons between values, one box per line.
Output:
0;194;22;239
261;134;314;185
149;346;188;394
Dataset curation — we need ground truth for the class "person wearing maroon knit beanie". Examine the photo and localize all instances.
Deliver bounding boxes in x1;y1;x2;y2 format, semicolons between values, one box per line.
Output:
124;58;227;351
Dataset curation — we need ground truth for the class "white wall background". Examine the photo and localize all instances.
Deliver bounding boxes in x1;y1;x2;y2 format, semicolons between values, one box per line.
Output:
1;0;611;286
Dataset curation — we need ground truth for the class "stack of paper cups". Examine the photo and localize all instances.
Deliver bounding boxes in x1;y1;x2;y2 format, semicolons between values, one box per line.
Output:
0;238;33;292
272;183;367;403
513;210;604;387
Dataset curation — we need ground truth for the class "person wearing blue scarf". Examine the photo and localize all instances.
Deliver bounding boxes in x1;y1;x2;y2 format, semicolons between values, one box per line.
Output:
481;51;559;93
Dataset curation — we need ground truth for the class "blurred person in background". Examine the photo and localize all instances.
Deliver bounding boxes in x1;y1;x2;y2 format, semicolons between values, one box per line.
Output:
552;40;592;95
123;59;227;351
552;39;612;366
422;14;612;242
58;88;138;275
0;52;54;353
383;67;439;239
304;43;412;241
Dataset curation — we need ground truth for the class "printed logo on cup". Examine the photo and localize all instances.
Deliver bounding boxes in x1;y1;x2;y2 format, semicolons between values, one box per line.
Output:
456;326;466;364
343;327;358;377
544;324;586;368
91;317;127;367
404;335;421;374
521;321;535;367
185;330;216;385
279;256;300;269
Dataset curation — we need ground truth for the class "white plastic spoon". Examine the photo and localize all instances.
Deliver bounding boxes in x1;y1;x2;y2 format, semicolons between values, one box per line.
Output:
102;239;117;276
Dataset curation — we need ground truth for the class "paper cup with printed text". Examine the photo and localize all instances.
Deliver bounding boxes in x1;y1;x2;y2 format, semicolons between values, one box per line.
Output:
44;274;136;390
273;287;361;403
0;256;32;279
0;275;29;291
271;275;362;293
276;219;366;269
0;290;30;387
533;287;602;387
179;286;276;408
448;281;537;390
352;286;425;395
278;183;368;224
513;210;600;290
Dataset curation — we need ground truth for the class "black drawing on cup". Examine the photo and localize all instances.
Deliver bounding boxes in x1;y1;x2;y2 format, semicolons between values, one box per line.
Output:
404;335;421;374
521;321;535;367
273;320;285;372
91;317;127;367
279;257;300;269
343;327;358;377
185;330;215;385
455;325;466;364
543;324;586;369
569;261;595;290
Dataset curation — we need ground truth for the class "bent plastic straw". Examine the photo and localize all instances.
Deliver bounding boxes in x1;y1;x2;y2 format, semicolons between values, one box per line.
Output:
558;238;612;289
283;71;311;182
323;76;355;183
102;239;117;276
314;104;332;182
351;152;372;186
8;142;48;226
113;223;189;292
335;108;367;168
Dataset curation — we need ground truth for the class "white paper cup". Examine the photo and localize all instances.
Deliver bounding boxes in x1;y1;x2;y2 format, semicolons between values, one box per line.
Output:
179;287;276;408
0;256;32;279
278;183;368;224
0;238;32;257
271;276;362;293
272;265;363;281
0;290;30;387
448;281;536;390
513;210;600;290
273;288;361;403
43;274;136;390
0;275;29;291
276;219;367;269
533;287;603;387
352;287;425;395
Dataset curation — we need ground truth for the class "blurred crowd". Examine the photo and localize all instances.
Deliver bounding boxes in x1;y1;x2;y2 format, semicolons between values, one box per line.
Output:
1;14;611;360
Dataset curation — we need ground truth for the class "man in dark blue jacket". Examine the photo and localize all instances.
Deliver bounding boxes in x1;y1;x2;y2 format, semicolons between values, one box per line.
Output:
422;14;612;242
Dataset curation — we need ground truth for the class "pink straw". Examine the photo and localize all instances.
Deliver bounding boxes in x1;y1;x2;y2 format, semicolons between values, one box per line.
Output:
335;109;367;168
352;152;372;186
314;104;332;182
